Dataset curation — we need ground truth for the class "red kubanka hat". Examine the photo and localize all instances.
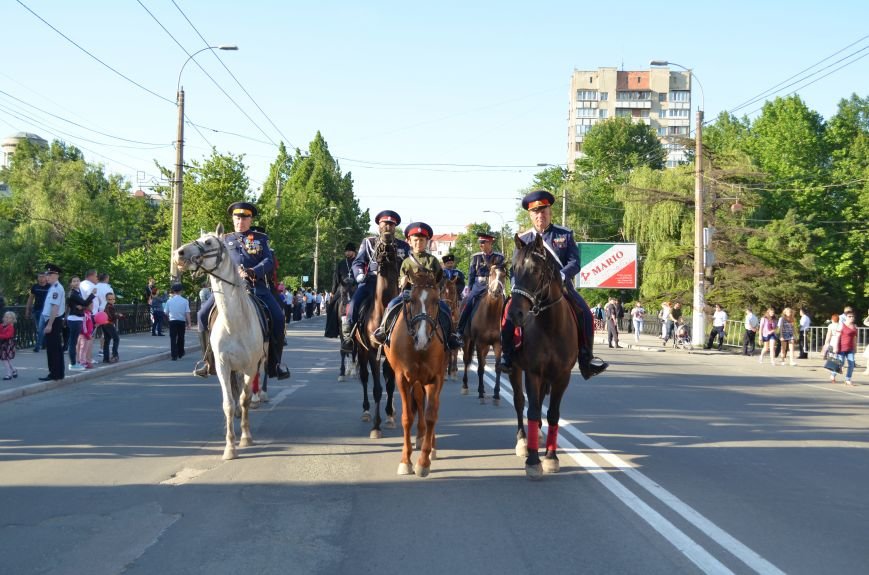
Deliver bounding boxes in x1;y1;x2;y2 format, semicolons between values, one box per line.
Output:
404;222;433;239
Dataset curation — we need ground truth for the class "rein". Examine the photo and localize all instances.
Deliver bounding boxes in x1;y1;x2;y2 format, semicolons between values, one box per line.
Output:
511;249;563;316
190;237;242;287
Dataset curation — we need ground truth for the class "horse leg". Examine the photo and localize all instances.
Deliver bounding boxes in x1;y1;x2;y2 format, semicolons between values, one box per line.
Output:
218;369;237;461
543;378;568;473
460;340;471;395
511;369;527;457
416;380;441;477
359;350;371;422
238;372;254;448
339;351;346;381
370;356;383;439
476;343;487;403
383;360;397;429
396;374;415;476
524;374;543;480
493;342;502;405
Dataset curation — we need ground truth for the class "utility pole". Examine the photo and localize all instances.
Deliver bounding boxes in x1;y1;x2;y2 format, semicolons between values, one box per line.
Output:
170;89;185;282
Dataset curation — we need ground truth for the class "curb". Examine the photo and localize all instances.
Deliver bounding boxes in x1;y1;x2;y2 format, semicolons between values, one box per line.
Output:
0;344;202;404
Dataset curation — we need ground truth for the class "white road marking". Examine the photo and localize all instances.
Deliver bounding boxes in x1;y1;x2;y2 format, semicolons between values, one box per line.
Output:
480;365;785;575
262;384;305;410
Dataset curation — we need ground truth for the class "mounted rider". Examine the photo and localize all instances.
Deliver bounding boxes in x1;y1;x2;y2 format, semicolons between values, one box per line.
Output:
194;202;291;380
499;190;608;380
441;253;465;300
341;210;410;347
373;222;462;349
325;241;357;340
453;230;506;340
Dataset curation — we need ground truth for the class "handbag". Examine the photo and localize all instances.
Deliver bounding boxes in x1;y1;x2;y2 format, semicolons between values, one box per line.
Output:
823;356;843;374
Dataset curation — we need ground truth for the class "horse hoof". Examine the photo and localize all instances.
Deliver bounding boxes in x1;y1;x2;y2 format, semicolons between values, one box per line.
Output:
370;429;382;439
397;462;414;475
515;440;527;458
542;458;560;474
493;397;500;407
525;463;543;480
222;448;237;461
414;464;430;478
338;375;345;382
361;411;371;422
259;391;269;403
461;387;469;396
385;416;396;429
239;437;253;448
479;396;486;405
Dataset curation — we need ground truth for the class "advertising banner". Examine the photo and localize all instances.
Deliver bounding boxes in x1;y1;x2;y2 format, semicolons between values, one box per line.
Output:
577;242;637;289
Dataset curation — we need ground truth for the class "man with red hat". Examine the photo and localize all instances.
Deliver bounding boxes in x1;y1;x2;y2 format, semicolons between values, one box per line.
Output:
342;210;410;346
441;253;465;300
454;230;506;339
499;189;608;380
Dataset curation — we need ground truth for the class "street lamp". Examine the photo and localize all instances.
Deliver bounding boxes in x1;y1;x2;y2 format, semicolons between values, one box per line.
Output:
313;206;338;293
650;60;705;346
483;210;507;255
536;163;568;226
171;44;238;281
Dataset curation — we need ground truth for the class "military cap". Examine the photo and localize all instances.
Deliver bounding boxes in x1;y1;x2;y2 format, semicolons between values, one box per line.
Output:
374;210;401;225
442;254;455;263
344;242;358;252
44;263;62;274
404;222;433;239
477;231;496;243
227;201;258;218
522;189;556;211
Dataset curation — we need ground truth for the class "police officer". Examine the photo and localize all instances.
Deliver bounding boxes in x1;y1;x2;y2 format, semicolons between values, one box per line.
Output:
454;231;506;338
441;254;465;300
39;263;66;382
194;202;290;380
341;210;410;346
499;190;608;380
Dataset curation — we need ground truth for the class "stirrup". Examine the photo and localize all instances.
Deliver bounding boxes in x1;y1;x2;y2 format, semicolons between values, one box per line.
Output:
498;355;512;370
373;327;388;344
579;355;608;380
193;360;211;378
276;364;291;380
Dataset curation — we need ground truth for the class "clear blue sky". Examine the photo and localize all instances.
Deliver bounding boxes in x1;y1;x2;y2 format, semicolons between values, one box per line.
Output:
3;1;867;236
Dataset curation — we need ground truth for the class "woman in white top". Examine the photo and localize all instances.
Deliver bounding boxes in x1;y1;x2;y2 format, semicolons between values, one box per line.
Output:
630;302;645;342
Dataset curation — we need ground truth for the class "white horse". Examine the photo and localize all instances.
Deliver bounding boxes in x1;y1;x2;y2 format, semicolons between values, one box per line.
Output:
174;225;268;460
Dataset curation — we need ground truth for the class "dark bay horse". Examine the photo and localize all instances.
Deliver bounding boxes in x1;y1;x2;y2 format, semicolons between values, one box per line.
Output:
507;233;578;479
334;283;357;382
354;230;399;439
461;265;506;404
383;271;446;477
441;275;460;381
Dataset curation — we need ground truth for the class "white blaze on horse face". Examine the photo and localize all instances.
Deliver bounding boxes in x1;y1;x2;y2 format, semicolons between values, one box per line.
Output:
414;289;430;350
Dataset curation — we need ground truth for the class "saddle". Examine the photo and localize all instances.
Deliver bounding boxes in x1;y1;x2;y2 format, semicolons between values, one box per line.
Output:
207;291;270;342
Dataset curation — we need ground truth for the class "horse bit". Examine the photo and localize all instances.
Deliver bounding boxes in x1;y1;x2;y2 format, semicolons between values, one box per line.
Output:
510;249;563;316
188;237;243;287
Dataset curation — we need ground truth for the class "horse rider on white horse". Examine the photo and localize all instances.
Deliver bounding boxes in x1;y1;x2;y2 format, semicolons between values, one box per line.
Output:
194;201;291;380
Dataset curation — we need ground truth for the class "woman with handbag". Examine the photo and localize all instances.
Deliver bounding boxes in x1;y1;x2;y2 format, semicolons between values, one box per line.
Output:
837;311;858;386
758;308;778;366
823;313;842;383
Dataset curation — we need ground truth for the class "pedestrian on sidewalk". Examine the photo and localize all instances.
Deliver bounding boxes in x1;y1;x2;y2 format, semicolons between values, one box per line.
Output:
101;292;121;363
40;264;66;381
66;276;95;371
150;289;166;336
77;303;96;369
797;307;811;359
630;301;645;342
837;310;858;386
777;307;798;366
705;304;728;350
758;308;778;366
25;272;49;352
1;311;18;380
165;283;191;360
605;297;622;348
742;307;759;356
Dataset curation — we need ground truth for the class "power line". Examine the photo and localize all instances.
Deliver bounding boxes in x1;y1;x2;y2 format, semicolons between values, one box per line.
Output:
134;0;278;147
15;0;174;105
170;0;294;149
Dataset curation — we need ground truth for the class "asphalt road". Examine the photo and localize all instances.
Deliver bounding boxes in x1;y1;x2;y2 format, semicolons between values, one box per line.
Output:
1;318;867;575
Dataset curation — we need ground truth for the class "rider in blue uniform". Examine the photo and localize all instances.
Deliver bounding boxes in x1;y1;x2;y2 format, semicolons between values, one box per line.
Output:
341;210;410;348
194;202;291;380
453;231;506;339
499;190;608;380
441;254;465;300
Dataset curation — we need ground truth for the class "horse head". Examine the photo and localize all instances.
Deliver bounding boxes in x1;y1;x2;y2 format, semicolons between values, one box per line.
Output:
174;224;229;277
508;233;563;328
487;265;506;298
405;270;441;351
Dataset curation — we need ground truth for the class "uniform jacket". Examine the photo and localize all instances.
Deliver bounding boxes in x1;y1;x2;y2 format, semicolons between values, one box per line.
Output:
332;257;356;294
518;224;580;285
351;236;410;280
467;251;506;286
399;251;443;289
443;268;465;295
223;230;275;290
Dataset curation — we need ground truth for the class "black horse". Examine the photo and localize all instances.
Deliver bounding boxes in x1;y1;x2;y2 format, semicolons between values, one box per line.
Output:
326;281;357;381
506;233;578;480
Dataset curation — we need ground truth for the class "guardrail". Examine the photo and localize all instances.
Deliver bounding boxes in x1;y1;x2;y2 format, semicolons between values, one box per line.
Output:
5;303;202;350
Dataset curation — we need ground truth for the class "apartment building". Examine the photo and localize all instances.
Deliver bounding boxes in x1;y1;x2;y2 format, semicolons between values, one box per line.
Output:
567;67;692;169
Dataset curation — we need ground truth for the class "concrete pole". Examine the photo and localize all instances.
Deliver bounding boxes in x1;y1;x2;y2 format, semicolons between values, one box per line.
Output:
313;218;321;293
170;89;185;282
692;109;705;346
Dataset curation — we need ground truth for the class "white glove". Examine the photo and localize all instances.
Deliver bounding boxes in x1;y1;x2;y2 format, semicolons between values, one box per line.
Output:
355;273;366;283
462;286;470;298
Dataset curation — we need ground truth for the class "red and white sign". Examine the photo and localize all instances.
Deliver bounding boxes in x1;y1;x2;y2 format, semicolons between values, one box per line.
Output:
577;242;637;289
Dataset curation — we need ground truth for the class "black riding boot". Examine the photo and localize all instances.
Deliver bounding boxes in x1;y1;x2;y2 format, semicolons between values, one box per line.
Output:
438;308;462;350
570;299;608;380
193;331;214;378
499;320;514;370
268;334;291;380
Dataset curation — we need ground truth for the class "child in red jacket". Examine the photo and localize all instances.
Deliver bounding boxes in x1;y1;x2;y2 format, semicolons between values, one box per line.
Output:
1;311;18;380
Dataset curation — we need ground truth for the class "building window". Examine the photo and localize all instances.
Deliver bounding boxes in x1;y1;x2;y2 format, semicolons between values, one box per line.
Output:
576;107;597;118
659;93;667;102
657;127;667;136
576;90;598;101
615;109;632;118
616;91;651;101
668;126;689;135
599;92;608;101
669;108;689;118
575;142;582;152
576;124;594;135
599;109;608;119
670;90;690;102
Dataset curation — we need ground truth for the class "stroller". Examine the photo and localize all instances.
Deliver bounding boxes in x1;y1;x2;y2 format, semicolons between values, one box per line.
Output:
674;320;693;350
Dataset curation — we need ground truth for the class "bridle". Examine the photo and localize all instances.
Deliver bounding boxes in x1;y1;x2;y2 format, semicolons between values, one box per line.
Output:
402;282;443;347
186;235;241;287
487;269;506;297
510;247;563;316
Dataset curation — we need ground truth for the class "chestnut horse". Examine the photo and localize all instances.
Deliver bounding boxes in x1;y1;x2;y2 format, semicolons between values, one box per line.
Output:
507;233;578;480
441;275;460;380
383;271;446;477
461;265;506;404
354;230;399;439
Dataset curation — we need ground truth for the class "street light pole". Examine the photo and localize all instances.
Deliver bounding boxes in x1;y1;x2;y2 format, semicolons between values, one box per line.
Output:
483;210;506;255
650;60;705;346
170;44;238;282
313;206;338;293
